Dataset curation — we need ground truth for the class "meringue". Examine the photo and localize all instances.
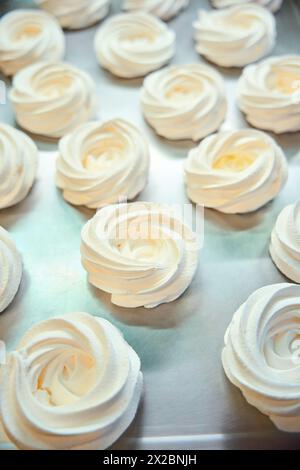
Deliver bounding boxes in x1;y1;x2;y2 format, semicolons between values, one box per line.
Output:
34;0;111;30
0;9;65;76
237;55;300;134
56;119;149;208
0;124;38;209
140;64;227;141
94;12;175;78
270;203;300;283
211;0;283;12
81;202;200;308
0;227;22;313
123;0;189;21
0;312;142;449
10;61;96;139
194;5;275;68
222;283;300;432
185;129;287;214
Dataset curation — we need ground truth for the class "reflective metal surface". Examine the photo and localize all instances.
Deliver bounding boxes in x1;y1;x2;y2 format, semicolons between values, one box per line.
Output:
0;0;300;450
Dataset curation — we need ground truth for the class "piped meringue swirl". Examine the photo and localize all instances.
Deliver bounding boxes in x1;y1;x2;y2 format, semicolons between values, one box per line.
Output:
81;202;200;308
222;283;300;432
270;203;300;283
56;119;149;208
34;0;111;30
94;12;175;78
0;227;22;313
0;9;65;76
194;5;276;68
184;129;287;214
237;55;300;134
211;0;283;13
0;124;38;210
10;61;96;138
123;0;189;21
140;64;227;141
0;312;142;450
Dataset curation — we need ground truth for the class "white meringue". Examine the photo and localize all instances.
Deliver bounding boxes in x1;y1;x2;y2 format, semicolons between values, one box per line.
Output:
123;0;189;21
222;283;300;433
140;64;227;141
0;312;142;449
81;202;200;308
0;124;38;210
0;227;22;313
56;119;149;208
194;5;275;68
185;129;287;214
10;61;96;139
34;0;111;30
0;9;65;76
270;203;300;283
94;12;175;79
237;55;300;134
211;0;283;13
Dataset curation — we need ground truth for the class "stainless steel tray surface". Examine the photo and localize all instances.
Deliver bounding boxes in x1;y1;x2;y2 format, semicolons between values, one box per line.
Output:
0;0;300;450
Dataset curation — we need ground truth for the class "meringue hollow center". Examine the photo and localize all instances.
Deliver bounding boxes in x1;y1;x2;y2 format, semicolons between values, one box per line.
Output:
164;79;203;103
265;322;300;368
114;237;179;266
290;334;300;362
34;349;97;407
212;152;255;172
82;128;129;171
14;24;42;40
123;31;156;45
36;74;73;98
269;69;300;94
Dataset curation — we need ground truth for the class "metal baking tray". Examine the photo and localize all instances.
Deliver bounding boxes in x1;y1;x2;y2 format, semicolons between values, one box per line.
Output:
0;0;300;450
